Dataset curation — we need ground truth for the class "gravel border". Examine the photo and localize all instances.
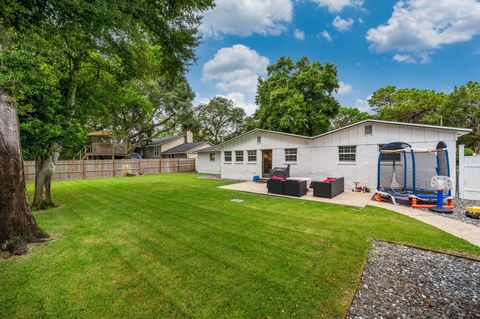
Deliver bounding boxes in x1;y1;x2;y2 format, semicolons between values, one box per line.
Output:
417;198;480;228
449;198;480;227
347;241;480;319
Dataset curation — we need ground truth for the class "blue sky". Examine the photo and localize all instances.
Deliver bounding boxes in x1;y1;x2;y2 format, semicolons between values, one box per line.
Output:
187;0;480;115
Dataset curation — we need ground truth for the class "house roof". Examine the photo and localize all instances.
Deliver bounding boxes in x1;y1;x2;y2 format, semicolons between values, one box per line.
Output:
311;119;472;139
162;142;211;154
197;146;220;153
88;130;113;137
205;120;472;151
142;134;184;147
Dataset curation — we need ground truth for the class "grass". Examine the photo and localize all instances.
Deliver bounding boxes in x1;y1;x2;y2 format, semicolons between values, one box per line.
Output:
1;173;479;319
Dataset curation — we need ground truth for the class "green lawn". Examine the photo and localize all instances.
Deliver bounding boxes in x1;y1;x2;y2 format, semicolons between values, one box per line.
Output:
1;173;479;318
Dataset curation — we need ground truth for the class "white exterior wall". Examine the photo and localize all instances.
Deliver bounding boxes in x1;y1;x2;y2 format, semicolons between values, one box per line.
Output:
197;152;221;174
198;123;461;193
220;131;309;181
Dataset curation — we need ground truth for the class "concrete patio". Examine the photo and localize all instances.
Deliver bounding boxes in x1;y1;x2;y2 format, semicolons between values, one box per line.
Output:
219;181;373;208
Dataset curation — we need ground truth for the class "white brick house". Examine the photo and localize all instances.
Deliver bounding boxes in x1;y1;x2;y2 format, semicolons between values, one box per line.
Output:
196;120;471;191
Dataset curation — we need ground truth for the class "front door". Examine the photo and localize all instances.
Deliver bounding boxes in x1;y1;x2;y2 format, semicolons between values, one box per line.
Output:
262;150;272;177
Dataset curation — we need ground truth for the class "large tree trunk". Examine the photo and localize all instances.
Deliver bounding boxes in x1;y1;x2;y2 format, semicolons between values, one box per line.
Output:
32;144;60;210
0;90;49;255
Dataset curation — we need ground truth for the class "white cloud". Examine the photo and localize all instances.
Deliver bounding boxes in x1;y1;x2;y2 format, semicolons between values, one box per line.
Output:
310;0;363;12
294;29;305;40
355;95;373;113
338;81;353;95
393;53;416;63
202;44;269;93
193;93;210;107
200;0;292;37
223;92;257;115
367;0;480;60
320;30;332;41
332;16;354;31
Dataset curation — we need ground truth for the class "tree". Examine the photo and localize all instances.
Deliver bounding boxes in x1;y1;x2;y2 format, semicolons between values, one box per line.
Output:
254;56;340;136
368;86;447;124
3;0;214;212
89;74;195;149
440;81;480;152
0;0;213;254
195;97;247;144
0;1;50;254
330;107;370;129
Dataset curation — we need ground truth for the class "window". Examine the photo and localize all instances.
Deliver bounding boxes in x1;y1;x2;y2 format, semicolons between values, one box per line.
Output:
235;151;244;162
257;136;261;144
339;146;356;162
224;151;232;162
247;150;257;162
364;125;373;135
209;153;215;161
378;145;401;162
154;145;161;157
285;148;297;162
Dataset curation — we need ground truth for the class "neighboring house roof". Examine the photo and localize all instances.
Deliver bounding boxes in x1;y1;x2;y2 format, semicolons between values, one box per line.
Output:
206;120;472;151
142;134;184;147
162;142;211;154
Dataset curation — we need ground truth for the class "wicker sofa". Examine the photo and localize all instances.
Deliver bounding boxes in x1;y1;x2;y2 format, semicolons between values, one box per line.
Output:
267;178;284;195
312;177;344;198
284;179;307;197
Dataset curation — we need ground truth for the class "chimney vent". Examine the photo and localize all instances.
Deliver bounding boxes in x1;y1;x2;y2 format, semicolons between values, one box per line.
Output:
185;131;193;143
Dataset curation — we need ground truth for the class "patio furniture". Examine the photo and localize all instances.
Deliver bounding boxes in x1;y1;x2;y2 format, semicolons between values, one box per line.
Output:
284;179;308;197
287;177;311;188
312;177;344;198
267;178;284;195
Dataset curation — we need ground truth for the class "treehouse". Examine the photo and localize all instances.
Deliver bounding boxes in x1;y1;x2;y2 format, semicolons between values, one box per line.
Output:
80;131;129;159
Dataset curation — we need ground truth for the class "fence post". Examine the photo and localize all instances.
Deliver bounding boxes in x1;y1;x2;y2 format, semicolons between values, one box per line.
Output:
112;157;115;177
82;159;86;179
458;144;465;199
139;160;141;175
177;158;180;172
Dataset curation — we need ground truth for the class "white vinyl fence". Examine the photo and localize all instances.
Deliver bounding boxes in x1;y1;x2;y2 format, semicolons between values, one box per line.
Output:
458;145;480;200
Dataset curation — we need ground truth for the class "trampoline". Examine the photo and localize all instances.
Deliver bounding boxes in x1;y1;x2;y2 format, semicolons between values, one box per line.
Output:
375;141;453;207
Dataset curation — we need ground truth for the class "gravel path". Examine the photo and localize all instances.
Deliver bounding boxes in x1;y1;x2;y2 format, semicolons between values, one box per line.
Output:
347;241;480;319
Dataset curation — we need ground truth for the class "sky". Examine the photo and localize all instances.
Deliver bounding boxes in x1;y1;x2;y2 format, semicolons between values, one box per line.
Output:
187;0;480;115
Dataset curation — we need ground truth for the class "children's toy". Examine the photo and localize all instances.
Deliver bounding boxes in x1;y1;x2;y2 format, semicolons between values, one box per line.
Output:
465;206;480;219
352;181;371;193
428;175;453;214
375;141;454;208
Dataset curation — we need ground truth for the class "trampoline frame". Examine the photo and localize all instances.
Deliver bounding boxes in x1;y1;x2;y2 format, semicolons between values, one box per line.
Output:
375;141;453;206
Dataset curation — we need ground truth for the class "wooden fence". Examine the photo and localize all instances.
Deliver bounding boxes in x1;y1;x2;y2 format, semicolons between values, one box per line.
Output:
23;158;196;182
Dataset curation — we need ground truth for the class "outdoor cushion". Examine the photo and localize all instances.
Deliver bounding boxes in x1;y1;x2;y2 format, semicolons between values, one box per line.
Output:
322;178;336;183
271;175;286;181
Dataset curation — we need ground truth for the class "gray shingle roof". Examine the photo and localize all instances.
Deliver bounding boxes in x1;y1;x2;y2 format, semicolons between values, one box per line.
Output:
162;142;210;154
142;135;183;146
